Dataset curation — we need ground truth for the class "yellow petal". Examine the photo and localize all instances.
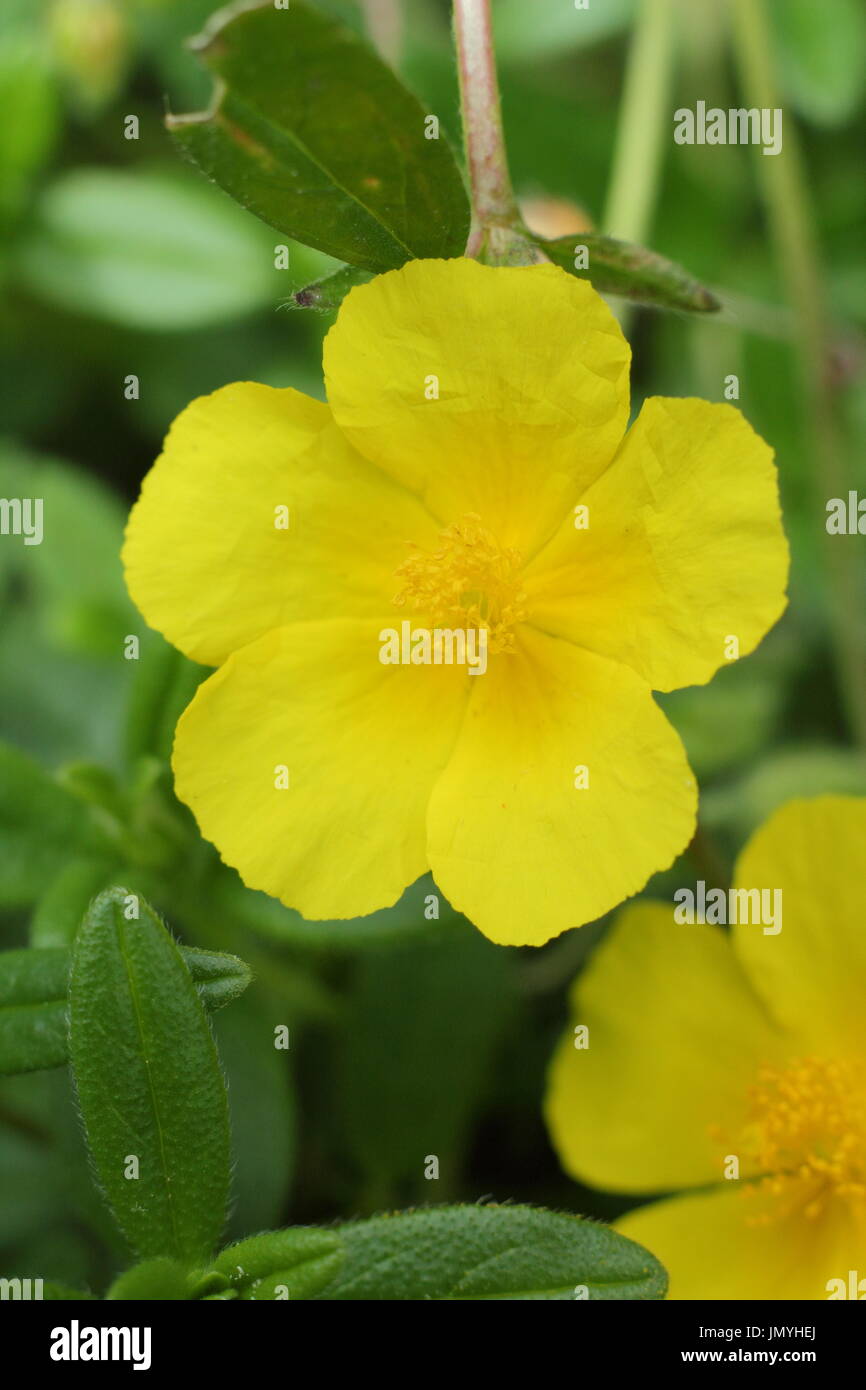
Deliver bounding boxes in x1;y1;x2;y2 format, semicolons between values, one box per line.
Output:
426;630;696;946
323;259;631;556
545;901;786;1192
618;1185;865;1300
172;620;469;917
123;383;438;665
732;796;866;1053
523;397;788;691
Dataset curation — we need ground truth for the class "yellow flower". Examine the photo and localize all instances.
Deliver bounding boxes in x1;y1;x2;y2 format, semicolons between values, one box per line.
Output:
545;796;866;1299
122;258;787;946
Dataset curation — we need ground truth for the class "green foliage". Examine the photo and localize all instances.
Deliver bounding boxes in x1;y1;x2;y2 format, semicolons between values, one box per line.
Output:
1;0;863;1305
771;0;866;127
14;167;334;331
215;869;451;950
68;888;231;1263
534;232;720;312
704;744;866;843
336;930;516;1190
0;742;114;909
213;995;296;1241
0;37;58;225
168;0;470;271
321;1205;667;1301
213;1228;343;1300
493;0;637;60
292;264;374;312
105;1256;211;1302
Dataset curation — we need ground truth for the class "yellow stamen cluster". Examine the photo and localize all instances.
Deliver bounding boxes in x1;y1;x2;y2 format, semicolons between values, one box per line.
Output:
393;513;528;653
738;1056;866;1225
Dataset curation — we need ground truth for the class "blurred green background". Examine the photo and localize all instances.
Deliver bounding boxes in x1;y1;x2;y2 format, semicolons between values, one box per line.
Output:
1;0;864;1293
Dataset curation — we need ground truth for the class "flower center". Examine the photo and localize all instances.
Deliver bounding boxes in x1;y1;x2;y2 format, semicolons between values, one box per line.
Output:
736;1056;866;1224
393;513;528;654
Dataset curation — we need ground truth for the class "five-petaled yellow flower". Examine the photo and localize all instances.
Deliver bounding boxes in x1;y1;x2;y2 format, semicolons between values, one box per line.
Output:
123;258;788;945
545;796;866;1298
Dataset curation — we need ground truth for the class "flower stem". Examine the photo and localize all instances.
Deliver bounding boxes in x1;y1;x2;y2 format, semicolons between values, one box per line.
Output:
603;0;677;249
452;0;537;262
602;0;676;334
732;0;866;750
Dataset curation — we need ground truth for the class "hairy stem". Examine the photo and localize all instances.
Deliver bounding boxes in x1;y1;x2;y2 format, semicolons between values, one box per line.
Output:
453;0;528;260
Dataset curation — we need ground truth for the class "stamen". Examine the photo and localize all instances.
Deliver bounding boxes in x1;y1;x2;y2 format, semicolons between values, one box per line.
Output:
393;513;528;654
720;1056;866;1226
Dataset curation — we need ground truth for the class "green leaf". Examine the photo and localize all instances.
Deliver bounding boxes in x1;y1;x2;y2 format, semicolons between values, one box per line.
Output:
319;1205;667;1300
0;741;114;909
0;940;252;1075
291;263;374;312
13;167;326;331
534;233;720;312
214;1229;343;1301
771;0;866;127
179;946;254;1014
68;888;231;1262
106;1257;221;1302
0;947;75;1076
167;0;470;271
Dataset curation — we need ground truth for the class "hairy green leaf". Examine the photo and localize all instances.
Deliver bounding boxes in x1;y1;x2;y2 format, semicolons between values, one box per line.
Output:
106;1257;230;1301
179;946;253;1013
320;1204;667;1300
167;0;469;271
214;1228;343;1301
106;1257;197;1301
0;940;251;1076
69;888;231;1262
534;232;720;312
